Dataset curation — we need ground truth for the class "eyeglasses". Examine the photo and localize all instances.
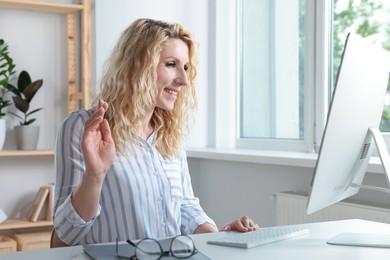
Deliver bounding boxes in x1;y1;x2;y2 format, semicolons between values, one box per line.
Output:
114;235;198;260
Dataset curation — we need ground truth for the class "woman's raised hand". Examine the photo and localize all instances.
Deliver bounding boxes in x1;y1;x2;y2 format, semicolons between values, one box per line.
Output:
81;99;116;179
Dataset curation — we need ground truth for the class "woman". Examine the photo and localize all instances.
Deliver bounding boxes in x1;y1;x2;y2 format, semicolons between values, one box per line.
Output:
53;18;258;245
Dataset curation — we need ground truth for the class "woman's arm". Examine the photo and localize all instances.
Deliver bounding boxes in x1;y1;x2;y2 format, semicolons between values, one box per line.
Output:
194;223;219;234
71;100;115;221
53;100;115;245
194;216;259;234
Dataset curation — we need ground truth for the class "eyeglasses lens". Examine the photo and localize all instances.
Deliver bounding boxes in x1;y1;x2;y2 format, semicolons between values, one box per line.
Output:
136;239;162;260
171;236;195;258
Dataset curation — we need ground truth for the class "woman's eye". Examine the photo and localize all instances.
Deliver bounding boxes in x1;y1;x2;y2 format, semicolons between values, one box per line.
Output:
166;62;176;68
165;62;188;71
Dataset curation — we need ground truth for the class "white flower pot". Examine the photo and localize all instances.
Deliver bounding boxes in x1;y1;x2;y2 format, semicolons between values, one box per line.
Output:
15;125;40;150
0;118;5;150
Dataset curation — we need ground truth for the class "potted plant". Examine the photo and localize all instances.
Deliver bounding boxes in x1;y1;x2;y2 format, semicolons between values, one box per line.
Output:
8;70;43;150
0;39;17;150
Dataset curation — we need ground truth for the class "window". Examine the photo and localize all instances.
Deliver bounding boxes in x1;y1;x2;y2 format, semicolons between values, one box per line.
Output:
332;0;390;131
238;0;310;152
238;0;390;152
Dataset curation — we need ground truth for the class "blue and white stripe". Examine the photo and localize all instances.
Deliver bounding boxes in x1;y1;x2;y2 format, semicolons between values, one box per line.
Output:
53;109;216;245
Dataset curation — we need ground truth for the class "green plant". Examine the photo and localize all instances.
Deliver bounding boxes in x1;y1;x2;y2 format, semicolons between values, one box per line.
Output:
8;70;43;125
0;39;17;118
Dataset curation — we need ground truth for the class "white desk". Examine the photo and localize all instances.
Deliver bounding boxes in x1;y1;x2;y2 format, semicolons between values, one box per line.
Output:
2;219;390;260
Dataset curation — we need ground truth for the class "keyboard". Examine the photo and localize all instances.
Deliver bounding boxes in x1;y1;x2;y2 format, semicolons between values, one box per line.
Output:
207;227;309;249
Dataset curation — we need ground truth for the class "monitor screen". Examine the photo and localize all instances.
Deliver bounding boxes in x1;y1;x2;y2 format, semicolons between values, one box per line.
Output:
307;33;390;215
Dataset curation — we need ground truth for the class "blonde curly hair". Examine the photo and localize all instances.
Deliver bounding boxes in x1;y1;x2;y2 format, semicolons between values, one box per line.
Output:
93;18;197;159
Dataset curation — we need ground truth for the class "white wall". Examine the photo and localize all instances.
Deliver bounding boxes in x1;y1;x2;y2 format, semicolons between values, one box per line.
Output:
0;9;68;151
187;158;314;227
188;158;390;228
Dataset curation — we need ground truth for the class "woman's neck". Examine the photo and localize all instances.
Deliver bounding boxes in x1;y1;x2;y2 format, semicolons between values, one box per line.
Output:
142;111;154;140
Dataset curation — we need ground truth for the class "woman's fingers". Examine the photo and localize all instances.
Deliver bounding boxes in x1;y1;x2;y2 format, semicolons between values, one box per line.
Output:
240;216;250;227
84;102;107;132
241;216;259;231
221;216;259;232
100;119;114;143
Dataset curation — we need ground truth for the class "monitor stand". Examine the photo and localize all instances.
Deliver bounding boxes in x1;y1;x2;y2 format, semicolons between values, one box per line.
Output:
327;127;390;248
350;127;390;193
368;127;390;183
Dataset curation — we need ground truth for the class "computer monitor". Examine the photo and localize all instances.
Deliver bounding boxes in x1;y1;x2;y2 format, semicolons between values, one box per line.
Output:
307;33;390;215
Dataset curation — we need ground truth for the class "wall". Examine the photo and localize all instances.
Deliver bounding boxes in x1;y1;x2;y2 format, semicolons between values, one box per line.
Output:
187;158;313;228
188;157;390;228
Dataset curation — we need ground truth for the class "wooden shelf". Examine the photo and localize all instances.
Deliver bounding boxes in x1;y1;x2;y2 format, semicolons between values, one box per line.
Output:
0;0;83;14
0;149;54;157
0;218;52;231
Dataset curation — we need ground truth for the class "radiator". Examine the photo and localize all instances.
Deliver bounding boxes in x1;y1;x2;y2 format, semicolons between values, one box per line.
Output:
275;192;390;226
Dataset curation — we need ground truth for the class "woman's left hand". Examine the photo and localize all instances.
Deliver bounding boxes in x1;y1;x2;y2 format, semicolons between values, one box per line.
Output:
220;216;259;232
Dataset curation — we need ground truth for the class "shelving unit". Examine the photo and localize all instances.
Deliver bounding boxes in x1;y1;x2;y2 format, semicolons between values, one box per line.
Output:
0;0;91;234
0;0;83;13
0;150;54;156
0;218;53;231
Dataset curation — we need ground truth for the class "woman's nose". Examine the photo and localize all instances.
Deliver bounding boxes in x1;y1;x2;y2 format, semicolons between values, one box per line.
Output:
174;68;189;86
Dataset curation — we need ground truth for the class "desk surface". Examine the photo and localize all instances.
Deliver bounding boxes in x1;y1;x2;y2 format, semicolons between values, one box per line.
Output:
3;219;390;260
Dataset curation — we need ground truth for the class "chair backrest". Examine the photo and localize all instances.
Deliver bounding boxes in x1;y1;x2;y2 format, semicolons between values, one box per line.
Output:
50;229;69;248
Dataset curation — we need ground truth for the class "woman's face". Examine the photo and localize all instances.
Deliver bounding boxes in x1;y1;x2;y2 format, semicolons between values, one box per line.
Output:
155;38;189;111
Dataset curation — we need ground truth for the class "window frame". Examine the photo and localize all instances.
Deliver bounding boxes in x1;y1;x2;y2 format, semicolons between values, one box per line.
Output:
191;0;389;154
232;0;333;153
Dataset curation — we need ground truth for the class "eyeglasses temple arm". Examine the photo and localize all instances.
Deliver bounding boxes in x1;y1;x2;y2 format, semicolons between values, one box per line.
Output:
126;239;137;247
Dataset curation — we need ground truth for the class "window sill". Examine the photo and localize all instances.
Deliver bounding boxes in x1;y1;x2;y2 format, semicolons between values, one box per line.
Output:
186;147;385;174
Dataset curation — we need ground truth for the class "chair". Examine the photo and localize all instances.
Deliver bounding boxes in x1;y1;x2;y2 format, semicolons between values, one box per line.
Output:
50;229;69;248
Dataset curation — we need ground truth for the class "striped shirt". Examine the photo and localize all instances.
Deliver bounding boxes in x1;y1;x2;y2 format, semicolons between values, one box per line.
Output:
53;109;216;245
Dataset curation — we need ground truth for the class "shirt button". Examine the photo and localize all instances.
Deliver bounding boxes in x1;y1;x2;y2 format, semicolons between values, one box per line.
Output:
154;172;158;176
158;196;163;201
161;223;166;228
